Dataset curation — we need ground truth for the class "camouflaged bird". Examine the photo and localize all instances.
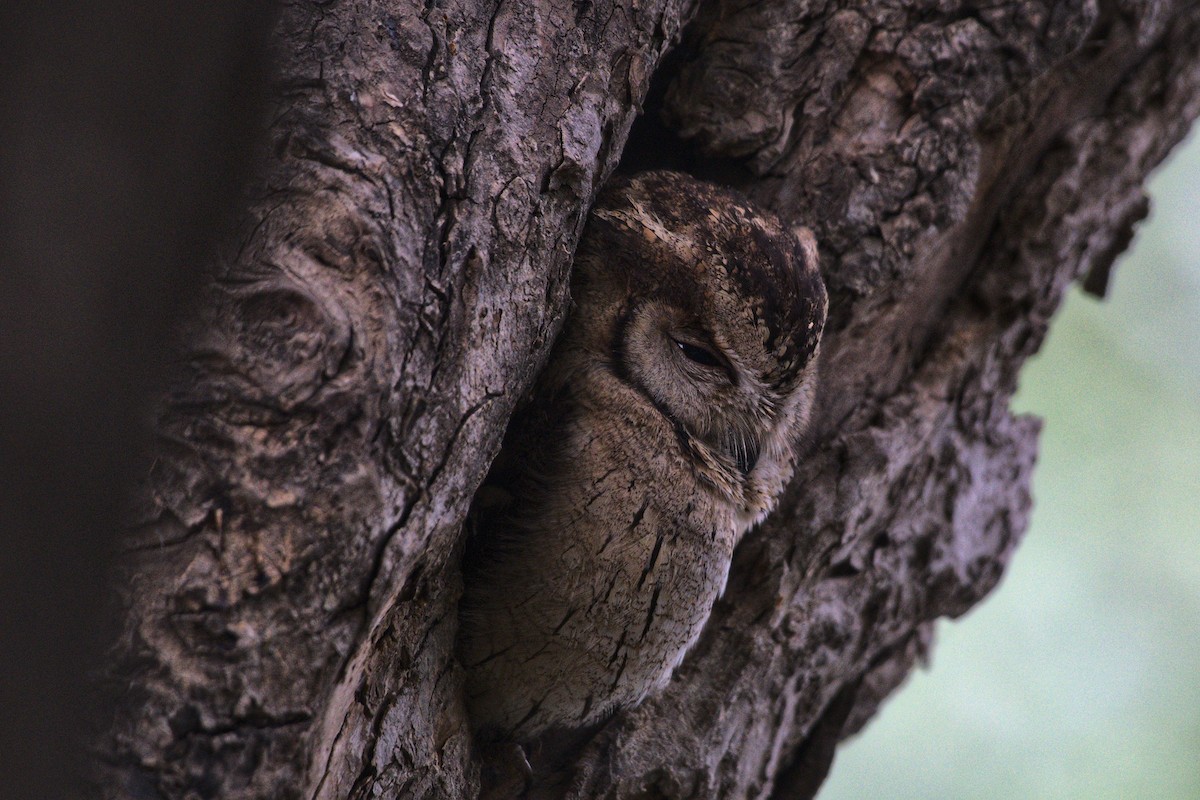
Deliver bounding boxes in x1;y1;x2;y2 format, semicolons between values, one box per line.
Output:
458;171;828;741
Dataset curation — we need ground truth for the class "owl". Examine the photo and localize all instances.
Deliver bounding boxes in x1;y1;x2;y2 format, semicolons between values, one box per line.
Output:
457;170;828;742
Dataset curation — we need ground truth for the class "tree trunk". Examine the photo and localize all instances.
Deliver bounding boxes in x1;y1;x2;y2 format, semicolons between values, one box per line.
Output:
86;0;1200;798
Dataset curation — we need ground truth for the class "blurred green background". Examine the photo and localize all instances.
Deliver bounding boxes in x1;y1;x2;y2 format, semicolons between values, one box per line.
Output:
819;132;1200;799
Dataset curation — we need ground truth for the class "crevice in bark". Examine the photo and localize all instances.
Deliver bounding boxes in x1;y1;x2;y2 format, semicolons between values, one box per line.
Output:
618;33;758;189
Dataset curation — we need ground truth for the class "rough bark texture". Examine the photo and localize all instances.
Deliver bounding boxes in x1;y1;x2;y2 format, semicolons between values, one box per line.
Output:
88;0;1200;798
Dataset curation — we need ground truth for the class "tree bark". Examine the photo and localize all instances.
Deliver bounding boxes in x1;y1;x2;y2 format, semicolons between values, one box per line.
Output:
86;0;1200;798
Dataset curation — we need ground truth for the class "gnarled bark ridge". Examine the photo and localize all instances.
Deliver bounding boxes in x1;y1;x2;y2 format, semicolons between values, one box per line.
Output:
92;0;1200;798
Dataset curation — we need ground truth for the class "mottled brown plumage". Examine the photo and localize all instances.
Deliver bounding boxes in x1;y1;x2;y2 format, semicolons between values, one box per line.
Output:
457;171;828;741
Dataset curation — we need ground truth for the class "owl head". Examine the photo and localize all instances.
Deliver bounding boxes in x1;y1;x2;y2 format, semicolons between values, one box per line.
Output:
565;171;828;523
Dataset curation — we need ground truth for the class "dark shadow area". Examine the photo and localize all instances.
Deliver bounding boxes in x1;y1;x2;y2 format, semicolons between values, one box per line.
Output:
616;38;757;190
0;3;276;797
